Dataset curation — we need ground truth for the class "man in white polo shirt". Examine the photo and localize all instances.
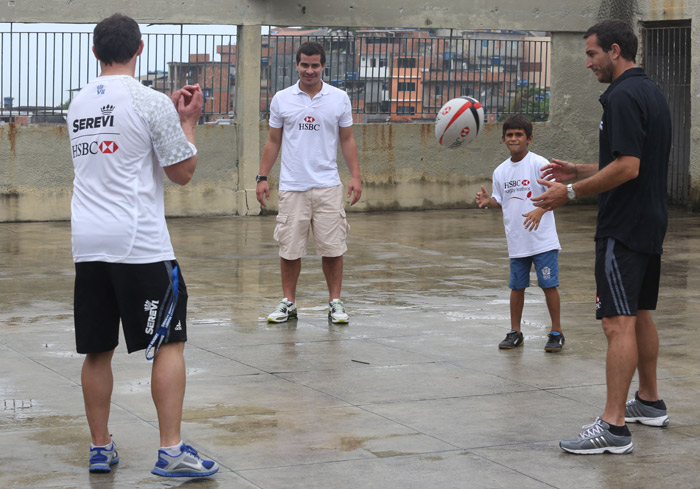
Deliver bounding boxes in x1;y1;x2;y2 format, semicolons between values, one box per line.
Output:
256;41;362;324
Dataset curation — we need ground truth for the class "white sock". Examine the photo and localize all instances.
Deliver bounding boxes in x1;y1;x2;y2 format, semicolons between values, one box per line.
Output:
161;441;184;456
90;441;113;450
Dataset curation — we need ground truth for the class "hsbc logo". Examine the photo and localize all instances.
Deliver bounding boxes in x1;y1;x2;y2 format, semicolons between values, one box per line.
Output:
99;141;118;153
71;140;119;158
504;178;534;200
448;124;471;148
505;179;530;189
299;115;320;131
504;180;520;189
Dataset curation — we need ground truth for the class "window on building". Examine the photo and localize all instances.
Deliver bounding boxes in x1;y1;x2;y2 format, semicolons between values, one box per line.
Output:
521;62;542;72
397;82;416;92
461;86;474;97
396;106;416;115
397;57;417;68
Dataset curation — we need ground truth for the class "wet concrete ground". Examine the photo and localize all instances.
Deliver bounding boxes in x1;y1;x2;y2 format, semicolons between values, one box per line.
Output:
1;206;700;489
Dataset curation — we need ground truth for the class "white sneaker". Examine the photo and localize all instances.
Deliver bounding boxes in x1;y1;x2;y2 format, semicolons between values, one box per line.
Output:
267;298;297;323
328;299;349;324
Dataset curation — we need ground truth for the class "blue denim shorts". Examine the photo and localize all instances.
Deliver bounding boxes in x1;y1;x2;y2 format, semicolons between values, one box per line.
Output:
509;249;560;290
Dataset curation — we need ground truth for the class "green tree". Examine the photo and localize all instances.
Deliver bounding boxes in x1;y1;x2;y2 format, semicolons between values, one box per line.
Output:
498;87;549;122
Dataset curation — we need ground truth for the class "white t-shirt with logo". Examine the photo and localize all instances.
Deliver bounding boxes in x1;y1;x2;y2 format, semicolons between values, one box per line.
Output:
68;75;196;263
269;81;353;191
491;151;561;258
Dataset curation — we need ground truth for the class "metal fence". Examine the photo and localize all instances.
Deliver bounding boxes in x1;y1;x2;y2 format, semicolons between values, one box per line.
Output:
0;25;237;124
0;25;550;125
642;21;691;205
262;32;550;123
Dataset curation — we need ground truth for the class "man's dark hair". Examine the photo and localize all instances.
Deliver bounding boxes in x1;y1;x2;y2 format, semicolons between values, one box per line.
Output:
502;114;533;139
93;14;142;65
584;19;638;62
296;41;326;66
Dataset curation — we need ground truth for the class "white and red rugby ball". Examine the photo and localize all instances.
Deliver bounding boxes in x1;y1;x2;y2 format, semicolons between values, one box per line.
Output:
435;96;485;149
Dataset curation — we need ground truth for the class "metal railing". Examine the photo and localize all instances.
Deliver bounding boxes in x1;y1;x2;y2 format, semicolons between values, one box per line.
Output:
1;24;550;125
262;31;550;123
0;25;237;124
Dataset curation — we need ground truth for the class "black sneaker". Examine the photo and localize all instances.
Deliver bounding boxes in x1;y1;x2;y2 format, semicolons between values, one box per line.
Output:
499;331;524;349
544;332;565;352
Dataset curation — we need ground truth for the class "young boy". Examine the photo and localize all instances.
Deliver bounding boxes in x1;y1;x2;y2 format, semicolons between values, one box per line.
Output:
476;115;564;352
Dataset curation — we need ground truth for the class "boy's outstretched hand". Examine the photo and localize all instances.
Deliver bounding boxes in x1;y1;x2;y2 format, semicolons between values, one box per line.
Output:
476;186;491;208
522;207;546;232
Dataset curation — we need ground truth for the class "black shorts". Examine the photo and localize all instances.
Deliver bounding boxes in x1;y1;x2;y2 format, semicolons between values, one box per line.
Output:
74;260;188;354
595;238;660;319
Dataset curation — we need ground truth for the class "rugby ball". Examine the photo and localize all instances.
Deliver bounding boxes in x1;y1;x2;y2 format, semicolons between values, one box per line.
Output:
435;96;484;149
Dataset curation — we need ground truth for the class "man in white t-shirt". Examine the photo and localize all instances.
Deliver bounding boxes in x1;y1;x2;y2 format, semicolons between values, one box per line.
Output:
256;41;362;324
476;115;565;352
68;14;217;478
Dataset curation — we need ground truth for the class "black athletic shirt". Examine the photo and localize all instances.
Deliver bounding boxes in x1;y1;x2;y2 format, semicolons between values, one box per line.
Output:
595;67;672;254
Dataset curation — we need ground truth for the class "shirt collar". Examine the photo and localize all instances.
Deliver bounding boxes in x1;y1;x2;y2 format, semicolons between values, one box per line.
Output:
293;80;329;97
600;67;646;105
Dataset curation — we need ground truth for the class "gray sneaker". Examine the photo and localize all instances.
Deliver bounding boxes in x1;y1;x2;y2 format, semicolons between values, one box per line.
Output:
151;443;219;478
267;298;297;323
625;392;669;427
559;417;633;454
328;299;349;324
498;331;523;349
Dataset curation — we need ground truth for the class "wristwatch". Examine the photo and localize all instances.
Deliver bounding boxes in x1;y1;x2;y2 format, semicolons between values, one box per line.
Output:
566;183;577;201
255;175;267;183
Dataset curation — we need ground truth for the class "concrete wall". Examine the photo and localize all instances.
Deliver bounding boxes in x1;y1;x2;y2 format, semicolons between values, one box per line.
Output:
0;0;697;220
0;1;603;33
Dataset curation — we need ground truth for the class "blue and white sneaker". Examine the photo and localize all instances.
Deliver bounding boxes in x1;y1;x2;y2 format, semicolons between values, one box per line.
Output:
89;439;119;473
152;443;219;478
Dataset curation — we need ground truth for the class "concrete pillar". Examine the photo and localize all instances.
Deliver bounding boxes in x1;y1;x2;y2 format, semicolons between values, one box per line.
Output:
544;31;601;164
235;24;262;215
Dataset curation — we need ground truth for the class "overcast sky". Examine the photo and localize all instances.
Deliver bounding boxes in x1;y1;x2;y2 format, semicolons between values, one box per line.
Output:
1;23;246;108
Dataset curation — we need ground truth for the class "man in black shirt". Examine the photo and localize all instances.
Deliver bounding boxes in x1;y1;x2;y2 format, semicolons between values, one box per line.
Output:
532;19;672;454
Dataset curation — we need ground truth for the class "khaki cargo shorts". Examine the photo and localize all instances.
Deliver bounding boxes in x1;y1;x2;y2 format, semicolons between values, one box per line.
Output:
274;184;349;260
